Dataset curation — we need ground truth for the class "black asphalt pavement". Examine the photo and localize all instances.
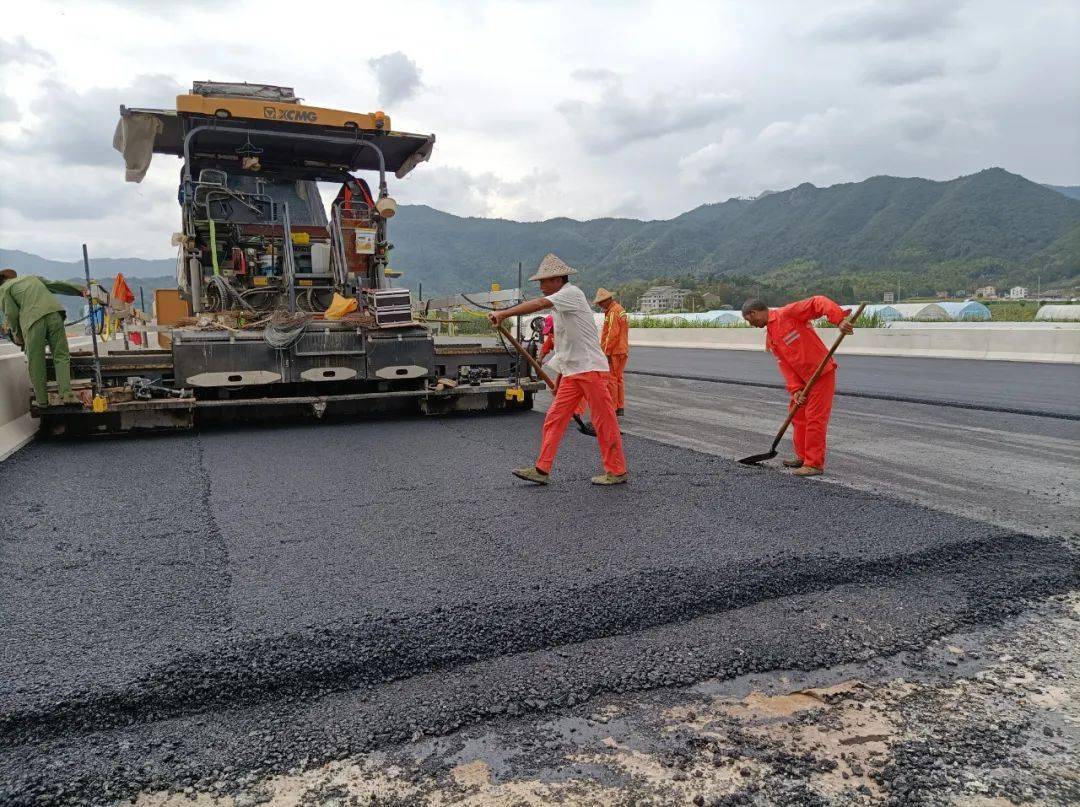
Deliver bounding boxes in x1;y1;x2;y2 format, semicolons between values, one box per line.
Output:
627;347;1080;417
1;413;1076;805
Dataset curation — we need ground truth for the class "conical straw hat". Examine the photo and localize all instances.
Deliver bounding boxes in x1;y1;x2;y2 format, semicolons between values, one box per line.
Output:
528;253;578;281
593;287;613;304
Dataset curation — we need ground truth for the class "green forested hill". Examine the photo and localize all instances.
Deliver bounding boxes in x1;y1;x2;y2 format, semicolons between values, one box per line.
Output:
390;168;1080;295
6;169;1079;301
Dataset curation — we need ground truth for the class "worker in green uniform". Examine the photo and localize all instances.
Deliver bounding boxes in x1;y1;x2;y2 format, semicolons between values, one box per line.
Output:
0;269;87;406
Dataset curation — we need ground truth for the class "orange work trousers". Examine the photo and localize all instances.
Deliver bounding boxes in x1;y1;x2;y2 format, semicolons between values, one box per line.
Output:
607;353;627;409
553;373;588;417
790;369;836;469
538;371;626;475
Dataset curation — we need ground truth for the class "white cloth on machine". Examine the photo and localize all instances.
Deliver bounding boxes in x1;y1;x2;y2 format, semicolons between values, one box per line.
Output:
112;113;163;183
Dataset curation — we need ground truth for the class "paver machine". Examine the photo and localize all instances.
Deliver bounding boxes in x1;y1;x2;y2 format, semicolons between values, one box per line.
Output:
39;81;541;434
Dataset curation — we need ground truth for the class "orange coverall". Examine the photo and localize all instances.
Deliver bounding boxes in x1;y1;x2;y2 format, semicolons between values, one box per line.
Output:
538;371;626;476
765;296;849;469
600;301;629;409
539;331;587;417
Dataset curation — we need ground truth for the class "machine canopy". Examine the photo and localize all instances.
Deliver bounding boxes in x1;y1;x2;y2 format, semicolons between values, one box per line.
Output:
114;100;435;183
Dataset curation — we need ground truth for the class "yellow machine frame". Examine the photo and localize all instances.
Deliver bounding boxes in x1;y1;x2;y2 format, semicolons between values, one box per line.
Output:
176;94;390;131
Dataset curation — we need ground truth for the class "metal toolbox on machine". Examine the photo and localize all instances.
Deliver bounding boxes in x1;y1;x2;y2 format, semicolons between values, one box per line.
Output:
364;288;413;326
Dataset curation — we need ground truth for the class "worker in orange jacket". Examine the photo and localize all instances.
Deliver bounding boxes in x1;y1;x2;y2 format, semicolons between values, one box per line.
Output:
741;296;855;477
594;288;629;416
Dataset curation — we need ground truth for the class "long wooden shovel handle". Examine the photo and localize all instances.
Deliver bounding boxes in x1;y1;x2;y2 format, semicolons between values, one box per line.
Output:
496;323;557;391
768;302;866;451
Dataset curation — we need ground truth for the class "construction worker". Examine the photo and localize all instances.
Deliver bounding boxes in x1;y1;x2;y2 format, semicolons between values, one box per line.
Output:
0;269;87;407
741;296;855;477
489;254;627;486
593;288;629;416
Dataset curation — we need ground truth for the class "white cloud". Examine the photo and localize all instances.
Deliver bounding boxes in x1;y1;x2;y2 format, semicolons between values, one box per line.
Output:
4;74;182;166
394;165;561;220
678;130;747;186
557;77;742;154
0;92;18;123
0;35;54;67
0;0;1076;259
813;0;963;42
367;52;423;107
862;56;946;86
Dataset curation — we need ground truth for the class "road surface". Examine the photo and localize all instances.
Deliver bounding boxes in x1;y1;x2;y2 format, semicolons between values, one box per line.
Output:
628;347;1080;418
2;349;1078;806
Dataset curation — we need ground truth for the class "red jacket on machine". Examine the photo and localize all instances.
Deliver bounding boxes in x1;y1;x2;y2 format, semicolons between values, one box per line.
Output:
765;296;850;391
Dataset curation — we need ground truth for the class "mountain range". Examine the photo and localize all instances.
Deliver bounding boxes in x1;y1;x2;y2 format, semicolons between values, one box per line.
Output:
388;168;1080;295
4;169;1078;298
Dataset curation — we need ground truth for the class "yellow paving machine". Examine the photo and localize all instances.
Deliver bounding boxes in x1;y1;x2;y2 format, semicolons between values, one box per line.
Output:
40;81;541;434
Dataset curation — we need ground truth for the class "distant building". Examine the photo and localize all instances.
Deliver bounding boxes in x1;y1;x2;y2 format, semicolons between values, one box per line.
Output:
640;286;692;312
935;291;949;298
883;291;895;303
1009;286;1028;299
975;286;997;298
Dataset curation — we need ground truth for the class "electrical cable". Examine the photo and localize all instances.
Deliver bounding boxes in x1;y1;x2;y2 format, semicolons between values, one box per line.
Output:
459;292;503;311
263;310;311;350
208;275;255;311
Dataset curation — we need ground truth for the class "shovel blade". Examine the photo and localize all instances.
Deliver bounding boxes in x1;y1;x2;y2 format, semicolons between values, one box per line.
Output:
738;450;777;466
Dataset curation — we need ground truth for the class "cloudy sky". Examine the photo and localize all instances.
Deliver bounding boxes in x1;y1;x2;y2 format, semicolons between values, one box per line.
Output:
1;0;1078;260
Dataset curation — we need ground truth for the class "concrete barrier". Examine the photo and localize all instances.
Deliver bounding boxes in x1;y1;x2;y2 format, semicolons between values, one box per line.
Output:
1;337;94;461
0;347;36;460
629;324;1080;364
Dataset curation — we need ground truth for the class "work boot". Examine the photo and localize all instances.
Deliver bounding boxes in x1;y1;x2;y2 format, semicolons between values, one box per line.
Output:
792;465;823;477
512;466;550;485
591;472;628;486
616;408;625;417
782;457;804;468
578;421;597;436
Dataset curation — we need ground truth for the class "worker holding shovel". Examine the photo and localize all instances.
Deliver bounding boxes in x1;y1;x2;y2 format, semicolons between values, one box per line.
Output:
488;254;627;486
741;296;856;477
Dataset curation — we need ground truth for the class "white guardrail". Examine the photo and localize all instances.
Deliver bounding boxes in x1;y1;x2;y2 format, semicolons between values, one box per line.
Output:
628;323;1080;364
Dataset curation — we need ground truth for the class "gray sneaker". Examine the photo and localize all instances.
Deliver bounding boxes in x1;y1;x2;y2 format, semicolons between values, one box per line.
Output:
512;467;550;485
591;472;628;486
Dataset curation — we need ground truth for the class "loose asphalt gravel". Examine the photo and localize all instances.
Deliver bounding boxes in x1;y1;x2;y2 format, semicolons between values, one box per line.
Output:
1;411;1077;805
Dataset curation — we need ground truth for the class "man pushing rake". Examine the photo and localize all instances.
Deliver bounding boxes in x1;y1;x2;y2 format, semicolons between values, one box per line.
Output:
488;254;628;487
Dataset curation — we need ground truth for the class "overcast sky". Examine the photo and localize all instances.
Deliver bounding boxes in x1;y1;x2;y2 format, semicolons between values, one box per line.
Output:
1;0;1077;260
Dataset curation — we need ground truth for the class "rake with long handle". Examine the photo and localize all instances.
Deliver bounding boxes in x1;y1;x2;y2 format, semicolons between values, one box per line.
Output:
738;302;866;465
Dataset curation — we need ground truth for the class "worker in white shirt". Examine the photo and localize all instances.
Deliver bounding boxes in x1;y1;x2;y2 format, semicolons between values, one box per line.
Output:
488;254;627;485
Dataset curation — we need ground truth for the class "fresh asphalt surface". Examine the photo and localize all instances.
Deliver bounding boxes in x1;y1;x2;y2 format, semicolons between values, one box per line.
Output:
628;347;1080;417
2;353;1078;805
